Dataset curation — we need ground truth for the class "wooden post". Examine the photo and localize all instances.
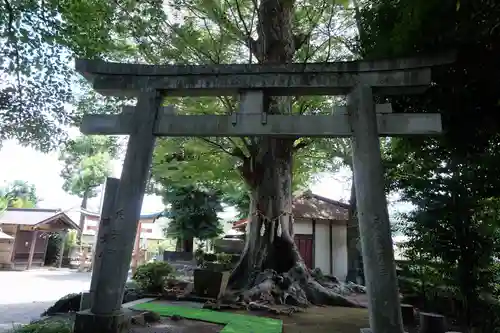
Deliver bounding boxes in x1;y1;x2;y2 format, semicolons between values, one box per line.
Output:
75;90;162;333
57;230;68;268
9;225;20;266
349;85;404;333
26;230;38;270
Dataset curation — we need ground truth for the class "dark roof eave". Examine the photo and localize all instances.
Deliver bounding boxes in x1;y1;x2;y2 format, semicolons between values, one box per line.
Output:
34;212;81;231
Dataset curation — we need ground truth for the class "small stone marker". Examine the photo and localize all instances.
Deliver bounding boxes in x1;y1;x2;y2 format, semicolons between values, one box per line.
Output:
419;312;446;333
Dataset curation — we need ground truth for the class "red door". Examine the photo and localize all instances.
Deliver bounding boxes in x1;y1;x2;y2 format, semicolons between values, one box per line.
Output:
294;234;313;269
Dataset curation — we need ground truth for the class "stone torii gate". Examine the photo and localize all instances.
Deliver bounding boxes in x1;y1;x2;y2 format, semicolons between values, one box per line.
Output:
74;54;453;333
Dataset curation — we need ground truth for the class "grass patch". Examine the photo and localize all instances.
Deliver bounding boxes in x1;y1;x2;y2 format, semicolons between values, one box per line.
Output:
134;302;282;333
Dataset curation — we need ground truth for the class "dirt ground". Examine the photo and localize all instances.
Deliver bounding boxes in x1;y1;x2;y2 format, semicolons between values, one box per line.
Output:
32;304;370;333
130;306;369;333
230;306;370;333
131;317;223;333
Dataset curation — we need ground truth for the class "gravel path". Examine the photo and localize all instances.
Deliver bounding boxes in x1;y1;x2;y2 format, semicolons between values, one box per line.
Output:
0;269;91;332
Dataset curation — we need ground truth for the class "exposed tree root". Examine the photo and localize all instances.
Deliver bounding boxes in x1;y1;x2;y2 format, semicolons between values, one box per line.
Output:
218;263;367;315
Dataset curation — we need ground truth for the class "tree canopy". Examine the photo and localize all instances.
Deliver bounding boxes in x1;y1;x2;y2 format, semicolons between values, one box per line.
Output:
359;0;500;328
0;180;39;208
4;0;500;324
163;185;224;243
58;135;119;199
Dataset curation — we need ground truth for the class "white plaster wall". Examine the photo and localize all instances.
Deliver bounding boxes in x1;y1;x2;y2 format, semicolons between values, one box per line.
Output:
332;224;348;281
293;219;312;235
314;222;330;274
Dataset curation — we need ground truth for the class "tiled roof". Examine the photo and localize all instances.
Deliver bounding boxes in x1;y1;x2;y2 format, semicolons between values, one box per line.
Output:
0;208;80;230
79;207;167;220
232;192;349;228
0;208;60;225
292;192;349;221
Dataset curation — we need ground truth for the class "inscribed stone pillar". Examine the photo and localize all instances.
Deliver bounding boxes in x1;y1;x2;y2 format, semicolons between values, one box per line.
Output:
89;177;120;315
348;85;404;333
75;89;162;333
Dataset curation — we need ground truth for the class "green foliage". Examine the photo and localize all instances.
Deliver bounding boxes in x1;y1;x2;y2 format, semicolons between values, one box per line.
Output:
194;246;205;266
163;186;224;241
65;230;77;251
53;0;351;212
216;252;233;266
44;233;63;266
132;261;174;293
58;135;119;199
0;180;39;208
8;319;72;333
0;197;7;214
360;0;500;327
0;1;77;151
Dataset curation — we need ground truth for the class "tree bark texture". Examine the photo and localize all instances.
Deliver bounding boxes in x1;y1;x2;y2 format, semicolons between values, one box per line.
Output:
346;177;363;284
226;0;365;309
77;191;89;242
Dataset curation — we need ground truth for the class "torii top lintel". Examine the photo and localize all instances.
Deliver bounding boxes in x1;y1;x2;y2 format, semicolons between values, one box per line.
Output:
76;52;455;98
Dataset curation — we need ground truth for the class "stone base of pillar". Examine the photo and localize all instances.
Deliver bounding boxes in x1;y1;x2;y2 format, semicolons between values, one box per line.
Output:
74;309;131;333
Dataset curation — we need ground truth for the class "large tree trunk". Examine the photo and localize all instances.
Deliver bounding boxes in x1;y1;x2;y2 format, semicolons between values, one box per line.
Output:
345;175;363;284
77;191;89;243
226;0;364;309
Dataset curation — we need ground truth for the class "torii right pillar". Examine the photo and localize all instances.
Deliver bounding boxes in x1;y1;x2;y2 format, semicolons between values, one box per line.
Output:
349;84;404;333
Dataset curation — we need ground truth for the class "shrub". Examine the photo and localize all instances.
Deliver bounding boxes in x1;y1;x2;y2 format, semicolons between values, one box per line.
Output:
132;261;174;293
216;252;233;268
9;319;72;333
194;247;205;266
204;253;217;262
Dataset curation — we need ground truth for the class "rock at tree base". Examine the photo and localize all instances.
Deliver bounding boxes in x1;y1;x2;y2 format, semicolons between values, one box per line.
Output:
193;269;229;299
42;293;81;316
74;309;131;333
163;278;194;298
419;312;446;333
42;287;144;317
227;267;365;312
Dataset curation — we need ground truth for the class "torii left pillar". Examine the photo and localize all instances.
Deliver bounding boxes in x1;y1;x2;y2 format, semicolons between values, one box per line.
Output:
74;89;162;333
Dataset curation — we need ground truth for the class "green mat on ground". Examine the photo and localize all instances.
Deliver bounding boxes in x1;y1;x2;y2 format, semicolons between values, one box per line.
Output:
133;301;283;333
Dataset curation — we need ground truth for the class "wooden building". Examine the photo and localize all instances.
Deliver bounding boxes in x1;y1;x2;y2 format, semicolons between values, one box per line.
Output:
232;192;351;281
0;208;80;270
